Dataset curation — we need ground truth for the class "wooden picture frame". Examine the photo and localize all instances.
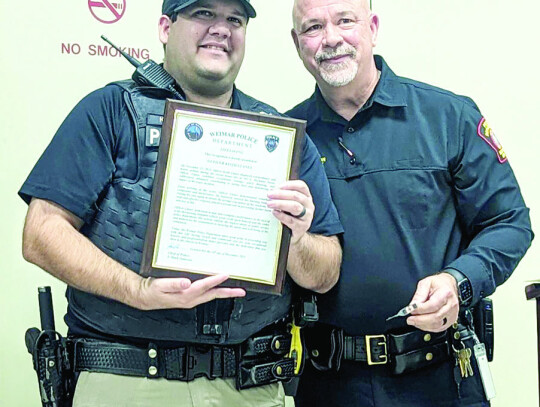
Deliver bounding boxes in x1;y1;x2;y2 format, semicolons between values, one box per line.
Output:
140;99;305;295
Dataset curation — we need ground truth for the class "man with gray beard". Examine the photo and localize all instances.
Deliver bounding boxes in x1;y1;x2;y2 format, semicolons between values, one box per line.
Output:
286;0;533;406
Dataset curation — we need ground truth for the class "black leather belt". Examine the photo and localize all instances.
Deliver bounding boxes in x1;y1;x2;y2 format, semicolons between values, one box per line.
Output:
342;328;471;374
72;334;296;389
305;325;471;375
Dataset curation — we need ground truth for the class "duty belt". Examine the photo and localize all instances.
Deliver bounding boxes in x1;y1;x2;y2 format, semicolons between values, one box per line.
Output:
343;332;452;374
306;325;472;375
72;333;296;390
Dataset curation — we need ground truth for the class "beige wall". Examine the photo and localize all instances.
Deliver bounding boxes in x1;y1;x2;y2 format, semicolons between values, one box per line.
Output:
1;0;538;405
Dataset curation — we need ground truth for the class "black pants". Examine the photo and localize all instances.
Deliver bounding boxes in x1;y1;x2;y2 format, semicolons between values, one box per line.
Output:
295;357;489;407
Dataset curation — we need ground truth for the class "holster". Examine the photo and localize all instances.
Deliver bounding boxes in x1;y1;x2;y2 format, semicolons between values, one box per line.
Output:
472;298;494;361
304;326;344;372
25;328;75;407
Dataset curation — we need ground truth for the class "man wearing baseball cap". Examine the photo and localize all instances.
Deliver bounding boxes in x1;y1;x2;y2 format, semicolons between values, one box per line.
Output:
19;0;343;405
162;0;257;18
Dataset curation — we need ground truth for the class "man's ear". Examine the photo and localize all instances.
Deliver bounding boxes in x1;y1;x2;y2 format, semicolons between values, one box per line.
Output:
158;15;172;45
369;13;380;47
291;29;301;55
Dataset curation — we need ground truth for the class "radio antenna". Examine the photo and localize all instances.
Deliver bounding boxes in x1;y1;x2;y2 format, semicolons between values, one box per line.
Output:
101;35;141;67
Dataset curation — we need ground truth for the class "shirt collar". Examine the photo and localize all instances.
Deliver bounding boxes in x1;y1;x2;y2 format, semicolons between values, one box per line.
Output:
231;85;241;109
305;55;408;126
373;55;408;108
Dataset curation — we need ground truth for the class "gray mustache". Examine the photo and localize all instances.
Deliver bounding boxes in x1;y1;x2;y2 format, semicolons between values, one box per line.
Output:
315;46;357;64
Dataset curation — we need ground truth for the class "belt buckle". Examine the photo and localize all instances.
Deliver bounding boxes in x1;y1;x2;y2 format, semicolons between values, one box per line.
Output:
185;346;213;380
365;335;388;365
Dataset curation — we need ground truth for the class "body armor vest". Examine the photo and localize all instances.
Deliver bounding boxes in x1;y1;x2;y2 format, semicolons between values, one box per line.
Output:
67;80;291;345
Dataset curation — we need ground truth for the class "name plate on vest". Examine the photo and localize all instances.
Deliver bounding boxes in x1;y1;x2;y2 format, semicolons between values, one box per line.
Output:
145;114;164;147
140;100;306;295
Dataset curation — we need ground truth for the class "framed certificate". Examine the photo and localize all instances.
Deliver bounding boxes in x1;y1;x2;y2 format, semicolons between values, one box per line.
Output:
140;99;306;295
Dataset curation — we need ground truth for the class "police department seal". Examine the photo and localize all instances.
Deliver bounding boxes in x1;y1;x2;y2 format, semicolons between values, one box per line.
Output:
185;123;203;141
265;135;279;152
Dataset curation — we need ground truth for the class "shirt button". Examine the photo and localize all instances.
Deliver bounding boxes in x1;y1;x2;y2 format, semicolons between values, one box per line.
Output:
347;127;355;133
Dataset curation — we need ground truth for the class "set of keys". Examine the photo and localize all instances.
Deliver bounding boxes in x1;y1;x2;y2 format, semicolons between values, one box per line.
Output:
450;320;496;401
453;341;474;378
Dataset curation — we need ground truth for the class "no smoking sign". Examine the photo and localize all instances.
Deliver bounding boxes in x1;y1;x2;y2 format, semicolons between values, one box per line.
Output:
88;0;126;24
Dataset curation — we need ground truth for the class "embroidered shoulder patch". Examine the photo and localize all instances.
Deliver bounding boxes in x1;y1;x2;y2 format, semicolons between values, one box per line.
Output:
477;118;507;163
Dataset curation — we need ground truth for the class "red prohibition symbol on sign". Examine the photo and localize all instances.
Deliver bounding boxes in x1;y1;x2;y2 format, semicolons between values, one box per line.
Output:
88;0;126;24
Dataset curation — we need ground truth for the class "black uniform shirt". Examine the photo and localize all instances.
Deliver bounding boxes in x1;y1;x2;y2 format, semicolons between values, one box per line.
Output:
19;84;343;344
287;55;533;334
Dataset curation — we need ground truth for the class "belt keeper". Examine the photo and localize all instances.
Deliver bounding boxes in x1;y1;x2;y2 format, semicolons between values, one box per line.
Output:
212;346;222;378
271;335;289;355
147;343;159;378
343;336;354;360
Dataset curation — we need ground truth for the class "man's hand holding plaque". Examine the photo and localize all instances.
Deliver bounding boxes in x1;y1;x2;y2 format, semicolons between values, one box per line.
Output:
267;180;314;245
134;273;246;311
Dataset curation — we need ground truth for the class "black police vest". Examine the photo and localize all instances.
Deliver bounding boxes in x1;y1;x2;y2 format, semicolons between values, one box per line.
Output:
67;80;292;345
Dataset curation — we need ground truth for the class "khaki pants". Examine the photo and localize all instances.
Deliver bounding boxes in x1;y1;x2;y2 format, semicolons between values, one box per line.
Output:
73;371;287;407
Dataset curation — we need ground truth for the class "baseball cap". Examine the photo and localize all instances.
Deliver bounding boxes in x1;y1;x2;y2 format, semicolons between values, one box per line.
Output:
162;0;256;19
